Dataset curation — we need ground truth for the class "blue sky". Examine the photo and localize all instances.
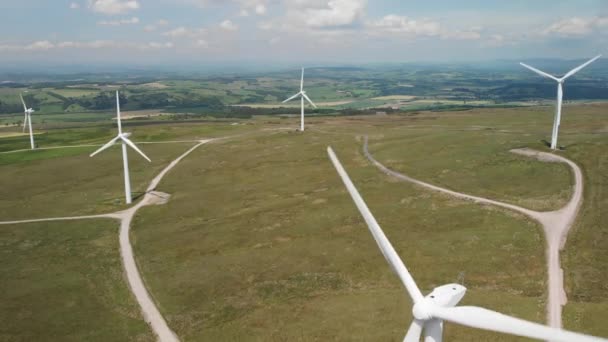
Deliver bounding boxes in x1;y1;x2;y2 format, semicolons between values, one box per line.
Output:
0;0;606;66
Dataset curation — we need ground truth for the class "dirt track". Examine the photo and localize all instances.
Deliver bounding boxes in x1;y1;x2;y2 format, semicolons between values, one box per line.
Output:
363;136;583;329
0;140;212;341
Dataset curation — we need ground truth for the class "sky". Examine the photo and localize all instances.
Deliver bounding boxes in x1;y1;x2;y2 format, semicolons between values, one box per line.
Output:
0;0;606;67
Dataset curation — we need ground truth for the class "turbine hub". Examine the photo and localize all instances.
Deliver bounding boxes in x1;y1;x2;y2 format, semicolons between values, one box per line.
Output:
412;301;433;321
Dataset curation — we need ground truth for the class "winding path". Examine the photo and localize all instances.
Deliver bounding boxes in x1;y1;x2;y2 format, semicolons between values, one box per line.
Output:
0;139;212;341
362;136;583;329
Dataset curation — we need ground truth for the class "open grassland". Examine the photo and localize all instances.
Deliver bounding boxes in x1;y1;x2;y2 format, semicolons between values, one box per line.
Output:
0;142;199;220
367;127;573;211
0;121;273;221
0;103;606;340
0;220;153;341
132;129;546;341
560;131;608;337
313;103;608;337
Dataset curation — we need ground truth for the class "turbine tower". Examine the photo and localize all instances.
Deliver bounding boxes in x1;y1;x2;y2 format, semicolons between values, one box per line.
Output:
283;68;317;132
90;91;151;204
327;146;607;342
20;94;35;150
520;55;601;150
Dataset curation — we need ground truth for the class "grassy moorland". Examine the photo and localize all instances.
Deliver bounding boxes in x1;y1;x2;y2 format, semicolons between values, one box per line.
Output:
0;121;259;220
0;102;606;340
365;107;575;211
320;103;608;337
560;133;608;337
132;127;546;341
0;143;197;220
0;220;153;341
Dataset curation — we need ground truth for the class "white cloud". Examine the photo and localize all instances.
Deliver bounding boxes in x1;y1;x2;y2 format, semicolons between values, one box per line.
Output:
294;0;366;28
162;26;207;38
441;27;482;41
367;15;441;36
220;20;238;31
98;17;140;26
145;42;174;49
25;41;55;51
144;20;168;32
0;40;174;51
254;3;266;15
542;16;608;36
89;0;140;15
195;39;209;48
181;0;268;16
69;2;80;9
163;26;191;37
258;21;273;30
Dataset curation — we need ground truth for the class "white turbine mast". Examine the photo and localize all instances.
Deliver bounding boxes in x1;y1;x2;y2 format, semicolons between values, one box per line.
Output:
90;91;151;204
520;55;601;150
20;94;36;150
283;67;317;132
327;146;607;342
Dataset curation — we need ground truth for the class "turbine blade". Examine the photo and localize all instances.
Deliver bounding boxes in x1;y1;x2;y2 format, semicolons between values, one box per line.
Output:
431;306;607;342
403;319;424;342
121;136;151;162
116;91;123;134
520;63;560;82
327;147;425;303
90;136;120;157
561;54;602;81
20;94;27;112
302;93;317;108
282;92;301;103
424;320;443;342
300;67;304;92
22;114;28;132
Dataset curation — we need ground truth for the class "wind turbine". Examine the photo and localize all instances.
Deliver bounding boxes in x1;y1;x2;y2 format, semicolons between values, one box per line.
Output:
20;94;35;149
90;91;151;204
327;146;607;342
520;55;601;150
283;68;317;132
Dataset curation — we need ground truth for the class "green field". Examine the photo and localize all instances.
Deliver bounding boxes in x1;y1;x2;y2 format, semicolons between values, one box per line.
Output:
131;128;547;340
0;103;607;340
0;220;153;341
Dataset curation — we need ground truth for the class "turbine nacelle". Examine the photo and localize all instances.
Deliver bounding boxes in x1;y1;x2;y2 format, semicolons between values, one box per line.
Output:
425;283;467;309
412;285;467;327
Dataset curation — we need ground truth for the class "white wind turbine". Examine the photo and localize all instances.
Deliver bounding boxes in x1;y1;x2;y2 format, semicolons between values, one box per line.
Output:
283;68;317;132
90;91;151;204
20;94;36;149
327;146;607;342
520;55;601;150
